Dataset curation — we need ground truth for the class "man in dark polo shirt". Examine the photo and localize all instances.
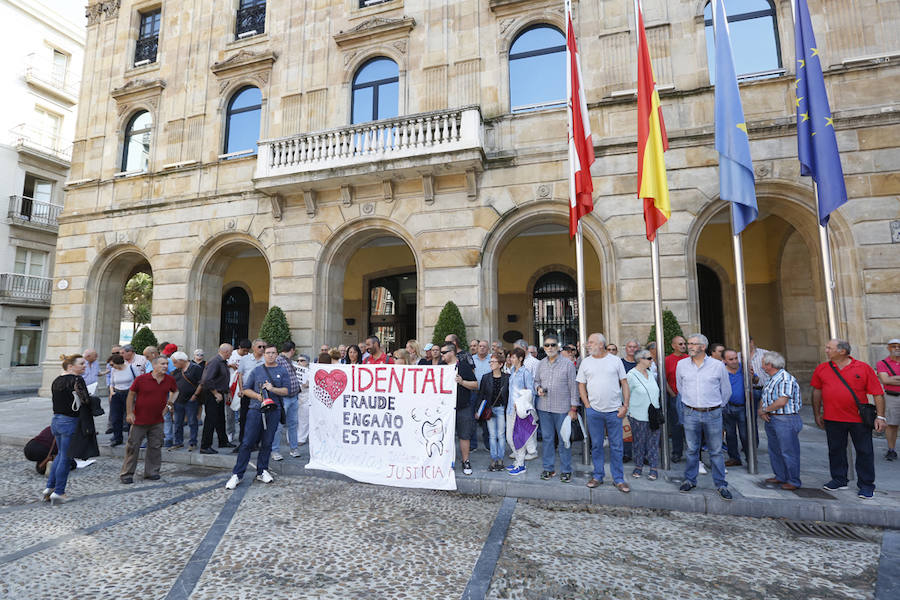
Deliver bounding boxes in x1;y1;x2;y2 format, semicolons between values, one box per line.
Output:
120;357;177;484
441;342;478;476
199;343;236;454
811;339;886;499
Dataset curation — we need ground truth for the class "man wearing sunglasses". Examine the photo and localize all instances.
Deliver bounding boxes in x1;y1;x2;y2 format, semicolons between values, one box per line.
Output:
442;342;478;476
534;336;580;482
235;339;266;450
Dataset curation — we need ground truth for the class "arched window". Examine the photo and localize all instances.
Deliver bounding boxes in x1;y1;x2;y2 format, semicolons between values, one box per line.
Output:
532;271;579;346
352;57;399;124
122;111;152;172
704;0;782;84
509;25;566;112
224;86;262;154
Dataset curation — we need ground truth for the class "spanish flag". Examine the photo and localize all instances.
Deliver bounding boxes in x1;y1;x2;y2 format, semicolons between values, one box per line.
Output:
636;1;670;241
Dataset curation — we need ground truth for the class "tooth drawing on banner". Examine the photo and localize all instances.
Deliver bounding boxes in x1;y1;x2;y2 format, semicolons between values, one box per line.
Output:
421;419;444;457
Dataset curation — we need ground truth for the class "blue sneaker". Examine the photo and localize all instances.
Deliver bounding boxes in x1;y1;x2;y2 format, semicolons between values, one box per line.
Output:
506;464;517;471
858;489;874;499
508;465;526;476
823;480;848;491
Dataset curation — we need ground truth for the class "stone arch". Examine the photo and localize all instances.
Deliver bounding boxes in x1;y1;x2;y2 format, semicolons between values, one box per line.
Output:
313;218;422;349
83;243;153;354
186;232;272;354
480;200;617;345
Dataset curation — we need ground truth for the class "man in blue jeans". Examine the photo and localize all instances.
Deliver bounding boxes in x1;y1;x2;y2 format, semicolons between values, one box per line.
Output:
270;341;302;460
534;335;580;483
758;351;803;490
676;333;732;500
225;344;290;490
576;333;631;493
722;348;751;467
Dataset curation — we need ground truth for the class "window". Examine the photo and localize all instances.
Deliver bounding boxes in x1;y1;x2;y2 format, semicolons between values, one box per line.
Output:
532;272;579;347
52;49;69;88
11;318;43;367
236;0;266;38
122;111;152;172
351;58;399;124
224;86;262;155
14;248;48;277
33;106;62;150
704;0;782;84
21;175;53;221
509;25;566;112
135;9;161;65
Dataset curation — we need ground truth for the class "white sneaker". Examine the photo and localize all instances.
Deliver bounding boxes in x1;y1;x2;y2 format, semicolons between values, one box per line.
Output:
256;469;274;484
509;452;516;459
525;453;539;460
225;474;241;490
271;452;284;461
41;488;52;502
699;462;708;475
289;448;302;458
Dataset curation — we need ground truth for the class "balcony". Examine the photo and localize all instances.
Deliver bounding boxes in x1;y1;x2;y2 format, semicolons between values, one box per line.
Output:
0;273;52;306
9;125;72;166
7;196;62;232
254;107;484;194
23;54;79;105
235;3;266;38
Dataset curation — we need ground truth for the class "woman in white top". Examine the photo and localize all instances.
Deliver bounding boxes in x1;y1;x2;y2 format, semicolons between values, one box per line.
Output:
626;350;661;481
107;354;139;447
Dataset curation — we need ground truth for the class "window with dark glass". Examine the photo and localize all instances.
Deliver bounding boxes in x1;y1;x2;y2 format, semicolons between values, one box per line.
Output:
509;25;566;112
351;58;399;124
121;111;152;172
224;86;262;155
135;9;161;65
236;0;266;38
704;0;781;84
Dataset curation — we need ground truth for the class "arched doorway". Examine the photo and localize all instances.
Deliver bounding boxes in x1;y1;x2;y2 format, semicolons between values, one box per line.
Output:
532;271;579;346
220;286;251;347
87;247;153;354
190;238;270;355
696;263;725;346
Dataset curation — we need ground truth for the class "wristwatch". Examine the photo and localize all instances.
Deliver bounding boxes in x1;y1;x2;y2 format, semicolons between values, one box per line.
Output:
876;416;886;421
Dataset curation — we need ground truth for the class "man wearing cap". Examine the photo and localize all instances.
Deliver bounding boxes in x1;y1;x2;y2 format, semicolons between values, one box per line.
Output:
877;338;900;461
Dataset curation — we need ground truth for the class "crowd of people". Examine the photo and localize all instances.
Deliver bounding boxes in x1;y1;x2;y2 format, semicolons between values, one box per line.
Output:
37;330;899;504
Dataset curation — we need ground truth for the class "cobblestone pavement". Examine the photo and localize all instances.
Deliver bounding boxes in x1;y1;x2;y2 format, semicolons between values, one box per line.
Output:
0;446;885;599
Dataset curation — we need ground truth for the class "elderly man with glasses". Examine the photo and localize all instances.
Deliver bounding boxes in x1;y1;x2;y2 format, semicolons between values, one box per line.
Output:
534;336;580;483
758;351;803;490
235;339;266;450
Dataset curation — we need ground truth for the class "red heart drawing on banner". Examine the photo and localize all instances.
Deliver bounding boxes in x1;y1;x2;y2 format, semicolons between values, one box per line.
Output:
314;369;348;408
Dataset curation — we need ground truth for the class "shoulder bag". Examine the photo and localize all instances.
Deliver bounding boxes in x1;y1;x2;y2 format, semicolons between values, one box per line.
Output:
829;362;876;430
632;372;665;431
881;360;900;397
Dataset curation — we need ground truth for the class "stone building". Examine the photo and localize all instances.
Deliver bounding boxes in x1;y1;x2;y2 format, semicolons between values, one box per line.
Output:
42;0;899;392
0;0;84;392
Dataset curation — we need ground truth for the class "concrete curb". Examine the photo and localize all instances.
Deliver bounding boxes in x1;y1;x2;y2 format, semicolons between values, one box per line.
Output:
6;434;898;529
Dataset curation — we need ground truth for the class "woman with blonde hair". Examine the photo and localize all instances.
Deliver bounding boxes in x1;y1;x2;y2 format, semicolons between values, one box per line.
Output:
393;349;411;365
43;354;90;504
405;340;423;363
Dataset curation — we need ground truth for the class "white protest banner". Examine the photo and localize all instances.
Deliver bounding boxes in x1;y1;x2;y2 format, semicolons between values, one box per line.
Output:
306;363;458;491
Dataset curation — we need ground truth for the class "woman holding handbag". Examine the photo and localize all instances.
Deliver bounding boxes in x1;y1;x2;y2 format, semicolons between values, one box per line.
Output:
627;349;661;481
43;354;90;505
476;353;509;471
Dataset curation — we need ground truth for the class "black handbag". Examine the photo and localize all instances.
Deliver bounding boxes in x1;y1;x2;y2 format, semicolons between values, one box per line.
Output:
633;372;665;430
829;362;876;430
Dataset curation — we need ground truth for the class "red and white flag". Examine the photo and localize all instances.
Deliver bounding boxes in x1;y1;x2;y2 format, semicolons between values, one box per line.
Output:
567;5;594;238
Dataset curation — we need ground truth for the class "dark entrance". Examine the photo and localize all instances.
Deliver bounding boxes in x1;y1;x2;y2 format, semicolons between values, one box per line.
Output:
220;286;250;346
368;272;416;353
532;271;579;347
697;263;725;346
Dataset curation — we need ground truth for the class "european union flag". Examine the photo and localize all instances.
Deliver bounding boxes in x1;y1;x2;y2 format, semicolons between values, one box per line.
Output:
795;0;848;225
712;0;757;235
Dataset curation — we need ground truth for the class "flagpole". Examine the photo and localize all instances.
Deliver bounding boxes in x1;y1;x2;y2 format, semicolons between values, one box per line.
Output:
713;0;757;474
567;0;591;465
633;0;670;471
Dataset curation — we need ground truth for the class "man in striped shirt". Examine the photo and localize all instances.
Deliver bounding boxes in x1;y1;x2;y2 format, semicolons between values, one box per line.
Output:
758;351;803;490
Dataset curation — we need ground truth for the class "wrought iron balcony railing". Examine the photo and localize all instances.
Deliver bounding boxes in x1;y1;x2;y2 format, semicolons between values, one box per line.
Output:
134;35;158;65
9;124;72;163
236;3;266;38
7;195;62;229
0;273;52;304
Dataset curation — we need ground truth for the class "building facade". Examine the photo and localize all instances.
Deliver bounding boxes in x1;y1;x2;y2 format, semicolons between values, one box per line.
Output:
42;0;899;393
0;0;84;392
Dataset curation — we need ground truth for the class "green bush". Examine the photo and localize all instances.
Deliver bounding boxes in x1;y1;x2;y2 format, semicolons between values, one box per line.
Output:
432;301;467;348
131;327;158;354
259;306;291;349
646;309;685;356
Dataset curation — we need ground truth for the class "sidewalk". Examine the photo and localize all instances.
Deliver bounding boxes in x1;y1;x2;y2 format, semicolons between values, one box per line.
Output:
3;397;898;528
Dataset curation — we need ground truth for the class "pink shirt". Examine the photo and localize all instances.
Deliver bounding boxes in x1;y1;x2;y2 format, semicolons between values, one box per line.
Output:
877;357;900;395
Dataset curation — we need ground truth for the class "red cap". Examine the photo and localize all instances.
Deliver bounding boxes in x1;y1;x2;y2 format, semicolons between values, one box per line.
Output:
163;343;178;356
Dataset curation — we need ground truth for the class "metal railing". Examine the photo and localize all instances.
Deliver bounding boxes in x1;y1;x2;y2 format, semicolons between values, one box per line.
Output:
7;195;62;228
24;54;79;98
0;273;52;304
257;107;483;178
9;124;72;162
134;35;158;65
236;3;266;37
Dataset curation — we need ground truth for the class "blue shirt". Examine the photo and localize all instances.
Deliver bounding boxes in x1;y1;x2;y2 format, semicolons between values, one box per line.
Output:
676;356;731;409
507;365;536;416
762;368;802;415
727;364;745;406
82;360;99;387
243;363;291;410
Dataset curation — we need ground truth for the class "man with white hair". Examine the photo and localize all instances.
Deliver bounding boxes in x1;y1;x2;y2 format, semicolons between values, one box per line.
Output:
170;351;204;451
758;351;803;490
676;333;732;500
199;343;237;454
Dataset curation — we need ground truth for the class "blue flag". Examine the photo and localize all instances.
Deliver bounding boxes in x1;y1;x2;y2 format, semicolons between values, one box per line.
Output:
795;0;848;225
712;0;758;235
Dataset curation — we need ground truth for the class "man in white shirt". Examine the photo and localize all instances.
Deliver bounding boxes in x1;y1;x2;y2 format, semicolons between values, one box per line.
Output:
576;333;631;493
676;333;732;500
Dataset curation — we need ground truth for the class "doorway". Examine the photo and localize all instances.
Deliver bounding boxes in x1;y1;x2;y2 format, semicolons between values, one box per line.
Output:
368;272;416;353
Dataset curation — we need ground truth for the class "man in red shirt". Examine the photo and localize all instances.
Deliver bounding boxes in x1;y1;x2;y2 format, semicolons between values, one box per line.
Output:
811;339;886;499
363;335;394;365
876;338;900;461
120;357;177;484
664;335;688;462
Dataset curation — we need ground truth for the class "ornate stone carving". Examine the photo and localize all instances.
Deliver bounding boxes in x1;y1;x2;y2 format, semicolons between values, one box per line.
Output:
382;180;394;203
304;190;317;217
333;17;416;48
341;185;353;207
111;79;166;101
390;40;408;54
536;184;551;198
422;175;434;205
211;50;278;76
362;202;376;215
86;1;120;26
269;195;283;221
